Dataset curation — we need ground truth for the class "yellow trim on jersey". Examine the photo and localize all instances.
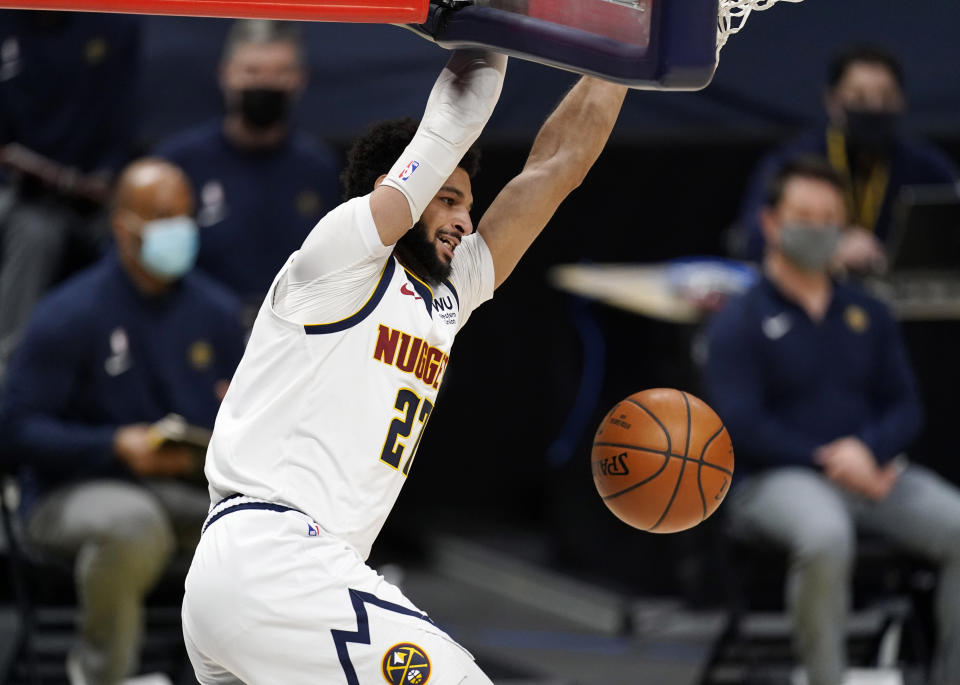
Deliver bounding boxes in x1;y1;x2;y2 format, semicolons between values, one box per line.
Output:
302;257;394;331
402;267;434;299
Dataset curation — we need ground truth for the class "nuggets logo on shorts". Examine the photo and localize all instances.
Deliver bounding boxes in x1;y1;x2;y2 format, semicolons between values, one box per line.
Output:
382;642;431;684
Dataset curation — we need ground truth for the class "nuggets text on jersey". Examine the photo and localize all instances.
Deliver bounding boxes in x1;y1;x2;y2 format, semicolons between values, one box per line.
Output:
373;324;450;389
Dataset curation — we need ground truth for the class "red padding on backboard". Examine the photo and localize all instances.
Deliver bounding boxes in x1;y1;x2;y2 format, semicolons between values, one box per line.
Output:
527;0;652;48
0;0;428;23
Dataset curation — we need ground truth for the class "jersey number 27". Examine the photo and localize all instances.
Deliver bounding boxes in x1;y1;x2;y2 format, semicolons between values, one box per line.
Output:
379;388;434;476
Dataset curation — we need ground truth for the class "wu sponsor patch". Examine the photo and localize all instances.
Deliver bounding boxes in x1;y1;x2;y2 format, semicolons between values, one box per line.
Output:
382;642;430;684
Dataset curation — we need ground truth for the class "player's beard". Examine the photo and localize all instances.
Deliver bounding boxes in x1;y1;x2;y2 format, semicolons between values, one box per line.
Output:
394;220;452;285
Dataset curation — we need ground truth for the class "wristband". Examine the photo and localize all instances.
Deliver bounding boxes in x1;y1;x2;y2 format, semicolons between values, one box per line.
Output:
381;50;506;221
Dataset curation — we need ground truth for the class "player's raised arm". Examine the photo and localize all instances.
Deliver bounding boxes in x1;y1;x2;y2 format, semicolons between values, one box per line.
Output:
370;50;507;247
478;77;627;289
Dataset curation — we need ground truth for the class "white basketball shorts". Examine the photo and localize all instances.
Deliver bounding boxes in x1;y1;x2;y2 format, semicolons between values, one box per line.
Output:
182;496;492;685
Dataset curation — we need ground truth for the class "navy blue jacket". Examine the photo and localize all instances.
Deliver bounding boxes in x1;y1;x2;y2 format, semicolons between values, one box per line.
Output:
703;276;923;475
0;253;245;509
737;129;958;261
155;122;341;305
0;11;140;174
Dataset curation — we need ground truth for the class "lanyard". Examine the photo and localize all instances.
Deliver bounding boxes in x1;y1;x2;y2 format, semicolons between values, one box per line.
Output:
826;127;890;232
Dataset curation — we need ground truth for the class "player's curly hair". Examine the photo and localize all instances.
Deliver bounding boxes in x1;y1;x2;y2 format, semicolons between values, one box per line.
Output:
341;118;481;201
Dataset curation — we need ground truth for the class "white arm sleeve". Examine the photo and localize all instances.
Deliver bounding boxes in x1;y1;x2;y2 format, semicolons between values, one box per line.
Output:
273;195;392;325
448;232;495;330
381;50;507;221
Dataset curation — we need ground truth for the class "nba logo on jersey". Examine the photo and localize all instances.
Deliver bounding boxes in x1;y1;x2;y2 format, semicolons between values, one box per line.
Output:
307;524;320;537
398;160;420;181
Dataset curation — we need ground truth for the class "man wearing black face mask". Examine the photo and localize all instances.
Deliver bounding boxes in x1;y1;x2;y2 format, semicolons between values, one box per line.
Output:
737;45;958;271
705;157;960;685
156;19;340;315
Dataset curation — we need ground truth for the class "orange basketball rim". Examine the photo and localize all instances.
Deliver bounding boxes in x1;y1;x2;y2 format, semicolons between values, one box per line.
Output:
0;0;429;23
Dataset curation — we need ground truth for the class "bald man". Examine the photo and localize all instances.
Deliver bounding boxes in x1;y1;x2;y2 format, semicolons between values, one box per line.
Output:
0;158;246;685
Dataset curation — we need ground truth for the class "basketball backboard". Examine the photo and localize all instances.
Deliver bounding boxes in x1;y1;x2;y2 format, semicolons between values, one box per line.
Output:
0;0;799;89
407;0;720;90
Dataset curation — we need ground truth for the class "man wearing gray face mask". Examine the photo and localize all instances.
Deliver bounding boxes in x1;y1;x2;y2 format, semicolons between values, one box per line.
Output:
0;158;247;685
703;157;960;685
737;44;958;271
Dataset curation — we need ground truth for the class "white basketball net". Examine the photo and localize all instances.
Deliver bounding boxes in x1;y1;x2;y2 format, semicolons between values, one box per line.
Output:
718;0;804;54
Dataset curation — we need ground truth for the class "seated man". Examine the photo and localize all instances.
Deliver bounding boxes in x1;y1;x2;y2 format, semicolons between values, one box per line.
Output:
736;45;958;272
0;159;246;685
704;157;960;685
155;19;340;313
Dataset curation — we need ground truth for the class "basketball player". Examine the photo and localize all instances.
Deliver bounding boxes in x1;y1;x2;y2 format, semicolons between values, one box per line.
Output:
182;50;627;684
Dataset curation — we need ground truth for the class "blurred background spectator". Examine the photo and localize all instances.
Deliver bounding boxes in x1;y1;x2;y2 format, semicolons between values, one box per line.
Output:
155;19;340;315
735;44;958;273
0;10;141;381
0;158;245;685
702;157;960;685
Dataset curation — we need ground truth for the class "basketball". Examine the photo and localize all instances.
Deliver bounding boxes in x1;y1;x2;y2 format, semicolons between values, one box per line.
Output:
591;388;734;533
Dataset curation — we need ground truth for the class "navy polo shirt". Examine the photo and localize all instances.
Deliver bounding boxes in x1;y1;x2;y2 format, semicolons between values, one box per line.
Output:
0;11;140;173
703;276;923;475
0;253;246;509
737;128;958;261
155;122;341;305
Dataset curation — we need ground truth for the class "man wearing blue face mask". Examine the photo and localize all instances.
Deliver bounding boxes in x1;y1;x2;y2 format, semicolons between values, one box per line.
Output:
736;44;958;271
703;157;960;685
0;158;246;685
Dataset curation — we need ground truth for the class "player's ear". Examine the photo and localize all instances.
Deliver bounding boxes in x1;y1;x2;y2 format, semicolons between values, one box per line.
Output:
373;174;388;191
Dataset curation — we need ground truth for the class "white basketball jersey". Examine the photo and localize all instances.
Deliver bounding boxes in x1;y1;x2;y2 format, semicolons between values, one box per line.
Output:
203;196;494;559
